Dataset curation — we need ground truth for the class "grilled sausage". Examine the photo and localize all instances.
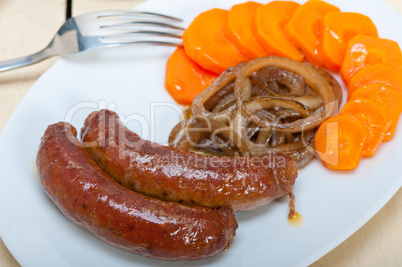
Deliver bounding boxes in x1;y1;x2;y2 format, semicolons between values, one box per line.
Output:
37;122;237;261
81;109;298;211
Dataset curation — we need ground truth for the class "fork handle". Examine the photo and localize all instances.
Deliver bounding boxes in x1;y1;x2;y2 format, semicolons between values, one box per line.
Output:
0;47;57;72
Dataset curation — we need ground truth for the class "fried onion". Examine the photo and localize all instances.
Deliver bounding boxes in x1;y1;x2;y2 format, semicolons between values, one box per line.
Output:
169;56;342;169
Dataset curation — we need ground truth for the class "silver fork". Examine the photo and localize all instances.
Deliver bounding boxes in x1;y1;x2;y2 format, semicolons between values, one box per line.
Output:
0;10;184;72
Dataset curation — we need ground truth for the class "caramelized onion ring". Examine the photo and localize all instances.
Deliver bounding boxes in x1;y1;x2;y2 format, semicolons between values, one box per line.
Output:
192;66;240;122
257;67;306;96
234;57;338;132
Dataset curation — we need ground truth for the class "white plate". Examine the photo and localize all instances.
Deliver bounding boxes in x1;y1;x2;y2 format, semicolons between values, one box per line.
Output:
0;0;401;266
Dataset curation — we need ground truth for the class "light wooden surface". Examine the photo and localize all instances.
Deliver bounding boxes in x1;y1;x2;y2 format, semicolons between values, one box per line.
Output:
0;0;401;266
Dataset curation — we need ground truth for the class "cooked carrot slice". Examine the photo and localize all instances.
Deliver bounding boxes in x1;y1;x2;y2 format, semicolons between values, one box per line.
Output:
284;0;340;66
252;1;303;61
224;1;267;59
348;63;402;96
349;84;402;141
315;114;368;170
319;12;378;71
182;8;249;74
165;47;219;105
340;35;402;84
340;99;392;156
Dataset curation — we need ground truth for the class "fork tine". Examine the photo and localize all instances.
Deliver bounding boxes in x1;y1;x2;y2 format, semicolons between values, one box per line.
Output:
100;21;185;31
102;30;182;39
96;10;183;22
105;40;183;47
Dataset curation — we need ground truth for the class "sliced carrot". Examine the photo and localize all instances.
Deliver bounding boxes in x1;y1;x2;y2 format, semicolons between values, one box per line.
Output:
340;99;392;156
349;84;402;141
348;63;402;96
182;8;249;74
340;35;402;84
319;12;378;71
315;114;368;170
284;0;340;66
252;1;303;61
165;47;219;105
224;1;267;59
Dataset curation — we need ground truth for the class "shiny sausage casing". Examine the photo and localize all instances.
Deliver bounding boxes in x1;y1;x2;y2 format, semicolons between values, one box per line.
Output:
81;109;298;211
37;122;237;261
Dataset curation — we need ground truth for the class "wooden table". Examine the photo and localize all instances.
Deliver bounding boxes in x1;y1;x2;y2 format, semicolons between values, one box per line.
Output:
0;0;401;266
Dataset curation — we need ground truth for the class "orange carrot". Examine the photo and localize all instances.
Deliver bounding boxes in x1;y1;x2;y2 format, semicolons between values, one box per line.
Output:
349;84;402;141
347;63;402;96
340;35;402;84
252;1;303;61
319;12;378;71
284;0;340;66
165;47;219;105
182;8;249;74
340;99;392;156
315;114;368;170
224;1;267;59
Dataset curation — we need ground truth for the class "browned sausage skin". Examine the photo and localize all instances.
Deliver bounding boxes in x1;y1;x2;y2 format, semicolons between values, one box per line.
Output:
81;109;298;211
37;122;237;261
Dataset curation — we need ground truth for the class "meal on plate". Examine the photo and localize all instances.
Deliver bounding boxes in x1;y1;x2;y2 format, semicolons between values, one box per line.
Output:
36;0;402;261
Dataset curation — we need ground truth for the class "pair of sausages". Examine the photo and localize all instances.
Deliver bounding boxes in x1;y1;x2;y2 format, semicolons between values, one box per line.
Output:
37;109;298;261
